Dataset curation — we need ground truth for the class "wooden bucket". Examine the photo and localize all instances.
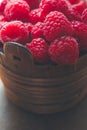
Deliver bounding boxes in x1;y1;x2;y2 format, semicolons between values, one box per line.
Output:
0;42;87;114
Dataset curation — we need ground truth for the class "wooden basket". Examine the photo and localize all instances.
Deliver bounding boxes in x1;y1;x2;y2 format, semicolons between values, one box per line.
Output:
0;42;87;114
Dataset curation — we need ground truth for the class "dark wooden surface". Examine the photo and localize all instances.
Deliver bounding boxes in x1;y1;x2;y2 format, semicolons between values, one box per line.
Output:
0;79;87;130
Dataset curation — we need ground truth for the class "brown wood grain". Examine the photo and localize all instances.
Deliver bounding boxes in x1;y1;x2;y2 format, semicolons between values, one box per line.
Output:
0;80;87;130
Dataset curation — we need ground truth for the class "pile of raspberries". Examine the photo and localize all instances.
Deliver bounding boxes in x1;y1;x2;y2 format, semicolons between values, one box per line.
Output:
0;0;87;65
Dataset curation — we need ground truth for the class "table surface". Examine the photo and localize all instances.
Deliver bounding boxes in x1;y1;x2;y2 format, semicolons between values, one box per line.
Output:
1;80;87;130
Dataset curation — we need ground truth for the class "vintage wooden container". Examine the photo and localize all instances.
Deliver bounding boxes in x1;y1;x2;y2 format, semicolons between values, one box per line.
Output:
0;42;87;114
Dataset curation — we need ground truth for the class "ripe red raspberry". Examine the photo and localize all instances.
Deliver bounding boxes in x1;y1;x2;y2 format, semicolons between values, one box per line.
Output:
29;9;42;24
72;0;87;14
66;8;81;21
24;0;40;10
4;0;30;22
26;38;49;64
0;21;29;45
39;0;59;20
31;22;43;39
48;36;79;64
82;8;87;24
43;11;73;42
0;0;8;14
56;0;71;14
72;21;87;50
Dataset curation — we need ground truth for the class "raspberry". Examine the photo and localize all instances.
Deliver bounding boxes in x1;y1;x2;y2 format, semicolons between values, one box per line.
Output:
48;36;79;64
0;21;29;45
72;0;87;14
26;38;49;64
0;0;8;14
66;8;81;21
31;22;43;39
72;21;87;50
56;0;71;14
4;0;30;22
39;0;59;20
24;0;40;10
82;8;87;24
39;0;58;11
43;11;73;42
29;9;41;24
